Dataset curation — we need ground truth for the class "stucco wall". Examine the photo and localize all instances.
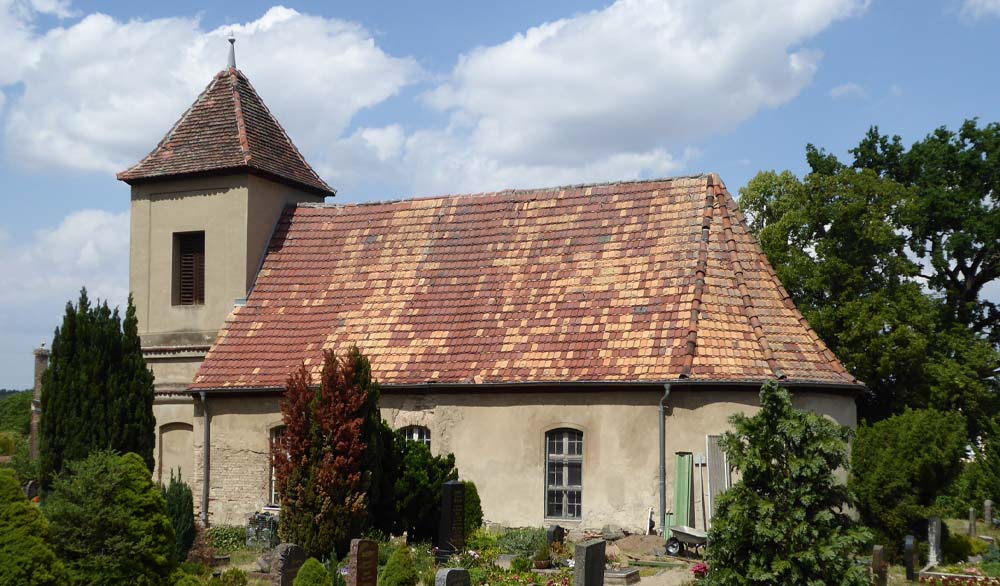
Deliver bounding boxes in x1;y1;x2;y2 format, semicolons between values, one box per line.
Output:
186;387;856;531
153;397;195;485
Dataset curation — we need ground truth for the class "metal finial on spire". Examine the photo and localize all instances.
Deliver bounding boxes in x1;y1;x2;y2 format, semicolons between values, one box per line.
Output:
227;33;236;69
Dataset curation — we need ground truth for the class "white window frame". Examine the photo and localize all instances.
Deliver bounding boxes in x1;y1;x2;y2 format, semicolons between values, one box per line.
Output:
545;428;583;520
401;425;431;449
268;426;286;506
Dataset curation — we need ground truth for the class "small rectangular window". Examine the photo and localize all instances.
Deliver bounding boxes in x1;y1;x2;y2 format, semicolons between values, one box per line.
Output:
546;429;583;520
173;232;205;305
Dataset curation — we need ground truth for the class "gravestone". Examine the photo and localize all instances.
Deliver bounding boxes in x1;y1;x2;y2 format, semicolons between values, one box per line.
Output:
437;481;465;560
435;568;470;586
987;500;994;527
272;543;306;586
871;545;886;586
928;517;942;567
904;535;916;581
547;525;566;546
24;480;38;500
970;507;977;537
348;539;378;586
575;539;606;586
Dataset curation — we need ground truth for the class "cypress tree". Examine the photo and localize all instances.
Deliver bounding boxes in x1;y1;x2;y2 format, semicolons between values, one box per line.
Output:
39;289;156;485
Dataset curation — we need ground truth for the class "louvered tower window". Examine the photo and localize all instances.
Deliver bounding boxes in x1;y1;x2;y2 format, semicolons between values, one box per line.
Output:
173;231;205;305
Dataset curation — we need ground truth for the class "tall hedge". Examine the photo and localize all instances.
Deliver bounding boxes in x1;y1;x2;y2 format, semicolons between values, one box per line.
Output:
850;408;966;545
0;468;68;586
704;381;870;586
45;451;176;586
391;433;457;542
40;290;156;485
162;470;196;563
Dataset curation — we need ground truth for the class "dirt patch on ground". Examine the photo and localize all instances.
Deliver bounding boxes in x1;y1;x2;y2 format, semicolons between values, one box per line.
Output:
616;535;667;558
636;565;696;586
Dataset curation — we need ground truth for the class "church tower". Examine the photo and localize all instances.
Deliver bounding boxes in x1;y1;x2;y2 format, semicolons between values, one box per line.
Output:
117;37;334;483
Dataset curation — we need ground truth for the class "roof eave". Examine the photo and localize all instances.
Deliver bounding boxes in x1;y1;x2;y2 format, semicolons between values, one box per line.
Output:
117;165;335;198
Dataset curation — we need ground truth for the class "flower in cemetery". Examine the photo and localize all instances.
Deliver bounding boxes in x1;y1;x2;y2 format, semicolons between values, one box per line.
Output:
692;563;709;578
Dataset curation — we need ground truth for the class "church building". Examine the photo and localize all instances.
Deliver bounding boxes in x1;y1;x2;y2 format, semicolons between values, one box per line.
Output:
117;43;861;531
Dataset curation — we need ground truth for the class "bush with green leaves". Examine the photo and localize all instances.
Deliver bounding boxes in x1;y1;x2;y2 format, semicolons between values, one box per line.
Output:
703;381;870;586
207;568;248;586
379;546;419;586
850;408;966;546
45;451;176;586
162;470;196;563
294;558;332;586
172;575;203;586
205;525;246;552
391;434;458;542
0;430;17;455
463;481;483;535
937;419;1000;517
497;527;545;558
0;390;32;435
0;468;69;586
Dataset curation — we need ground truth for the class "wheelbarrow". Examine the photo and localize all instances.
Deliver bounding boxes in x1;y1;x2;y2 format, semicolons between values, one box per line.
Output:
666;525;708;557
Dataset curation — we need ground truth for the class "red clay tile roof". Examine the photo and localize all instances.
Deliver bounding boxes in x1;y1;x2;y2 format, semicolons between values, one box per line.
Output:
118;68;334;197
191;175;859;391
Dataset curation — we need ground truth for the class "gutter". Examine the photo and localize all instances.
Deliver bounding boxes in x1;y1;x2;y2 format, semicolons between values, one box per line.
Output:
200;391;211;527
659;383;672;537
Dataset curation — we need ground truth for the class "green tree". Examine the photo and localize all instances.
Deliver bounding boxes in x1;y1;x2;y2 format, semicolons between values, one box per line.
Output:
463;480;484;536
161;470;196;563
849;409;967;546
0;391;32;436
275;347;379;559
0;468;69;586
44;451;176;586
392;433;458;542
741;124;1000;434
39;290;156;485
703;381;869;586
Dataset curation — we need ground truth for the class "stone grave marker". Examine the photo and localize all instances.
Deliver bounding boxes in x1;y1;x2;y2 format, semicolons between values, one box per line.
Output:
348;538;378;586
970;507;978;537
928;517;942;567
575;539;606;586
871;545;886;586
547;525;565;546
24;480;38;500
272;543;306;586
435;568;470;586
437;480;465;560
904;535;916;581
987;500;994;527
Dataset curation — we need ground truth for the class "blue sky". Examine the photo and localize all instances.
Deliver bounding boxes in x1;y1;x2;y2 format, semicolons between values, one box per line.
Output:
0;0;998;388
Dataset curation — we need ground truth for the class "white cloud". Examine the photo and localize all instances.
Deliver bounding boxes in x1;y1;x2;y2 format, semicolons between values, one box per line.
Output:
830;81;867;99
0;5;421;173
961;0;1000;19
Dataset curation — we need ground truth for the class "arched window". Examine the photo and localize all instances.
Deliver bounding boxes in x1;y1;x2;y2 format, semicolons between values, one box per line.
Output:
269;426;286;505
401;425;431;449
546;428;583;519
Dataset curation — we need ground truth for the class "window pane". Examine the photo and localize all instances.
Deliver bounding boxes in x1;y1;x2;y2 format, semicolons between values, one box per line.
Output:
568;462;581;486
546;492;563;518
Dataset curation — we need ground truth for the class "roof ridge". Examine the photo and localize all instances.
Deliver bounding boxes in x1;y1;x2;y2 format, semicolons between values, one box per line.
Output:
679;176;714;378
228;69;252;165
715;181;785;380
234;70;335;195
298;174;710;209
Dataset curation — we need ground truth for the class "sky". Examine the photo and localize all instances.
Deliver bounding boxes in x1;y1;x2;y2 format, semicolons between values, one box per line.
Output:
1;0;998;388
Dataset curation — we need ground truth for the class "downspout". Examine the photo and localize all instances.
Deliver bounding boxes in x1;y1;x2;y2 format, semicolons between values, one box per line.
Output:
659;383;672;536
200;391;210;527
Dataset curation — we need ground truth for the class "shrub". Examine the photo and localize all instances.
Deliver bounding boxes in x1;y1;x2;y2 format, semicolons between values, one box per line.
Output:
850;408;966;546
162;470;196;562
207;568;248;586
206;525;246;552
173;575;203;586
703;381;870;586
943;532;976;564
510;557;532;573
294;558;332;586
0;468;69;586
463;481;484;535
186;522;215;566
0;430;18;455
391;433;457;542
0;390;32;435
533;541;550;562
379;546;419;586
45;451;176;586
497;528;545;558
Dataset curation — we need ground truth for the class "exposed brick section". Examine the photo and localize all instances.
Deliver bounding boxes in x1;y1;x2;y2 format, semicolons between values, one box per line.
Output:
118;68;334;197
191;175;859;391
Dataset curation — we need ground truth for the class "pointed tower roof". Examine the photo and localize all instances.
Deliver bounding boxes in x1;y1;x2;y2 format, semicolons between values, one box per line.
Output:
118;64;335;197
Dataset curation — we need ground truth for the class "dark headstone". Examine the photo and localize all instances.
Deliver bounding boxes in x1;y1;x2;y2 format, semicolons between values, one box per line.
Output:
575;539;606;586
437;480;465;559
970;507;978;537
349;539;378;586
24;480;39;500
872;545;886;586
272;543;306;586
547;525;566;546
904;535;916;581
435;568;470;586
928;517;942;567
987;500;994;527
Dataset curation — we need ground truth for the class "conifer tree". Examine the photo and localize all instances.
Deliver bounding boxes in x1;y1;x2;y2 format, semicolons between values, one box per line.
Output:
274;347;379;559
39;289;156;485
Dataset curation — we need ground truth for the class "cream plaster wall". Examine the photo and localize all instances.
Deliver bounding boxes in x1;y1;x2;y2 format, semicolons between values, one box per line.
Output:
189;388;856;531
153;397;195;485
